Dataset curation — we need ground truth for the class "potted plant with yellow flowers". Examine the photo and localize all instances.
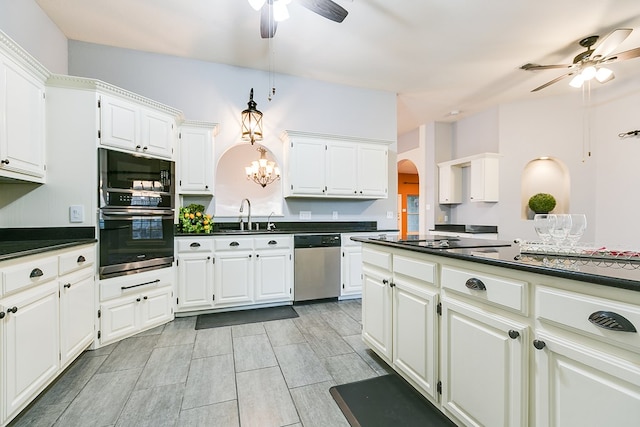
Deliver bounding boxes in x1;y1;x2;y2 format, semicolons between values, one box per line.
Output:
179;204;213;234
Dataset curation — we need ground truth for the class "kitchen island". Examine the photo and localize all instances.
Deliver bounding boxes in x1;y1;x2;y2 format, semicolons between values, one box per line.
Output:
355;235;640;427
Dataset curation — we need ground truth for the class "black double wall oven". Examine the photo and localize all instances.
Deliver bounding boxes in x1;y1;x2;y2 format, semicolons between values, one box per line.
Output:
98;148;175;279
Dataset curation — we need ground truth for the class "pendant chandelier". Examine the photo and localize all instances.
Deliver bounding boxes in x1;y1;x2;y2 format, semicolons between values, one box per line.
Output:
241;88;263;145
245;146;280;188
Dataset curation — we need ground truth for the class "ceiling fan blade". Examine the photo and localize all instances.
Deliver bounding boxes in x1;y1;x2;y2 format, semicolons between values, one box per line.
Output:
521;63;572;71
531;72;574;92
260;2;277;38
297;0;348;23
602;46;640;63
592;28;632;59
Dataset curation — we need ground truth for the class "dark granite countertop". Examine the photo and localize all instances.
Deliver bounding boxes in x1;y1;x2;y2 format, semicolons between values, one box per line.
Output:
0;227;96;262
353;236;640;292
177;221;398;237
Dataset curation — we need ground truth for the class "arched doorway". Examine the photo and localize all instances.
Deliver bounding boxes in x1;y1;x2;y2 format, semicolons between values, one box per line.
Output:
397;159;419;239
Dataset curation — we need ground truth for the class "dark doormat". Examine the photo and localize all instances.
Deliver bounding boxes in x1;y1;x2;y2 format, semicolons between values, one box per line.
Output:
195;305;299;330
330;373;457;427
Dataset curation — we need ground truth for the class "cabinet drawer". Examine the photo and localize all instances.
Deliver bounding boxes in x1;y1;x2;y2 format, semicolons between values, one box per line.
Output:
213;237;254;251
537;286;640;352
362;246;392;271
3;255;58;295
100;266;173;301
177;238;214;252
441;266;528;315
59;245;95;276
254;235;291;250
393;254;436;285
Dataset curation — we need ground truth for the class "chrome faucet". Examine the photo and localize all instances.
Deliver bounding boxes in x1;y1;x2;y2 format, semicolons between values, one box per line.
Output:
267;211;276;231
239;198;252;231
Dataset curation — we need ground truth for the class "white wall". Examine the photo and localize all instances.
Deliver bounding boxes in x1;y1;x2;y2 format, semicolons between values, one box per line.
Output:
67;41;399;228
0;0;67;73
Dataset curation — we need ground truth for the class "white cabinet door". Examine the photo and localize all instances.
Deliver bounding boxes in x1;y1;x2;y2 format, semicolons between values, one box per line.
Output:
59;271;95;367
441;297;528;427
470;157;499;202
214;251;254;306
99;95;139;152
0;54;46;181
326;141;357;196
177;252;214;311
362;266;393;362
178;125;215;194
139;287;173;330
140;108;175;159
393;278;439;399
286;137;326;196
1;281;59;419
534;331;640;427
100;296;138;345
254;249;292;303
357;143;388;197
438;164;462;204
341;246;363;297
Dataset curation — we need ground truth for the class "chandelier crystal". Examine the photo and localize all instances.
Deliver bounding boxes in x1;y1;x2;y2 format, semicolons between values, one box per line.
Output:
245;146;280;188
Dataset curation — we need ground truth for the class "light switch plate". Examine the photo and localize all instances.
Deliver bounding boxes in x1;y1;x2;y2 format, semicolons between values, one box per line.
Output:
69;205;84;223
300;211;311;220
332;211;338;220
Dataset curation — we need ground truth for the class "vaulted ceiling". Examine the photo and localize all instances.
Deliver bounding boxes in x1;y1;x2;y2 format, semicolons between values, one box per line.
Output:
35;0;640;134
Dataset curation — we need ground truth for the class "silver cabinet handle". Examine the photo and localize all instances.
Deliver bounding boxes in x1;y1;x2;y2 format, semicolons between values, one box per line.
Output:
190;242;201;248
465;278;486;291
30;268;44;278
77;255;86;263
230;241;240;247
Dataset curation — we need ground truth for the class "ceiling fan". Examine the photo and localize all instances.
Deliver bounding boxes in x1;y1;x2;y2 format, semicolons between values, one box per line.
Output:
248;0;349;38
521;28;640;92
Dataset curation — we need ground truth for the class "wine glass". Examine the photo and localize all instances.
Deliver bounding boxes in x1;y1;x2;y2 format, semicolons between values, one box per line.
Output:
533;214;552;244
566;214;587;246
549;214;572;246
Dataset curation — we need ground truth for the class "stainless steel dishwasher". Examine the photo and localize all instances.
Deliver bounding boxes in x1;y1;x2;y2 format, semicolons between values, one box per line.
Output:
294;234;341;302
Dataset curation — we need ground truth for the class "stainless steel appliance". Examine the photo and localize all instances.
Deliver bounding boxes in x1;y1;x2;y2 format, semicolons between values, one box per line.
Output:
98;149;175;278
294;234;341;302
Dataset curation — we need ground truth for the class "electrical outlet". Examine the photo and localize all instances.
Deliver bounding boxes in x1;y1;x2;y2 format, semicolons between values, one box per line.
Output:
300;211;311;220
332;211;338;220
386;211;394;219
69;205;84;223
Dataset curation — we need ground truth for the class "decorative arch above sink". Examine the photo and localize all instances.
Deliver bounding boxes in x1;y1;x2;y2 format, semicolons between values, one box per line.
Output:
215;143;283;217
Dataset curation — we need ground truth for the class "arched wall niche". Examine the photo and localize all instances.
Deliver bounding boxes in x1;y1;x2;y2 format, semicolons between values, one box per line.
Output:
521;157;570;219
215;143;283;217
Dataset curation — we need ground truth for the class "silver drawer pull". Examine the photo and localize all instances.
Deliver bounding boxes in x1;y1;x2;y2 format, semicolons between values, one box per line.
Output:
230;241;240;247
588;311;637;333
77;255;86;263
190;242;201;248
465;278;486;291
268;240;278;245
30;268;44;278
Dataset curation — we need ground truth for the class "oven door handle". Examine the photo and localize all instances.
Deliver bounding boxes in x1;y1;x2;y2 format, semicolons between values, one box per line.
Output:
101;209;174;219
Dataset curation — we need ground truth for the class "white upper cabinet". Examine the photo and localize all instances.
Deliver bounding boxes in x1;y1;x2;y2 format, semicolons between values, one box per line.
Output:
438;153;500;204
177;121;218;195
0;30;49;183
282;130;391;199
99;94;179;159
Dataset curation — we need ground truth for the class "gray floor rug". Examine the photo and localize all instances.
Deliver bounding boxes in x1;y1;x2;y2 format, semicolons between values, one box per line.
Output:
195;305;299;330
330;373;457;427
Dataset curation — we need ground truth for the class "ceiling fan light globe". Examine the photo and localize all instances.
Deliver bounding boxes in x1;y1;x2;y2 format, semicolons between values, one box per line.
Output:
595;67;614;83
273;1;290;21
569;74;584;88
581;65;597;81
248;0;266;11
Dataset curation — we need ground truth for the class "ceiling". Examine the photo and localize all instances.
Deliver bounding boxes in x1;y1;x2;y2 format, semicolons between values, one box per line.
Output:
35;0;640;134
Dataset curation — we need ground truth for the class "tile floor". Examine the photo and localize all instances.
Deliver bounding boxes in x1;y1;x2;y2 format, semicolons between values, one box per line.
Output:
10;299;393;427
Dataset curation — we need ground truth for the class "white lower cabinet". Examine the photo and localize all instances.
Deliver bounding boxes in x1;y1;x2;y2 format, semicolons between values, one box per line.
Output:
362;261;393;360
98;267;174;346
59;269;95;367
1;281;59;422
175;235;293;313
441;297;528;427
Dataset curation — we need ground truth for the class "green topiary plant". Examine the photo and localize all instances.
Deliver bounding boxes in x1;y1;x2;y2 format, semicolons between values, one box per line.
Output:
528;193;556;214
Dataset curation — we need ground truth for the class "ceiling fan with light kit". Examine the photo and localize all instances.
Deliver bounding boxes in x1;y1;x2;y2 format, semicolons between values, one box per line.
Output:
247;0;349;38
521;28;640;92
